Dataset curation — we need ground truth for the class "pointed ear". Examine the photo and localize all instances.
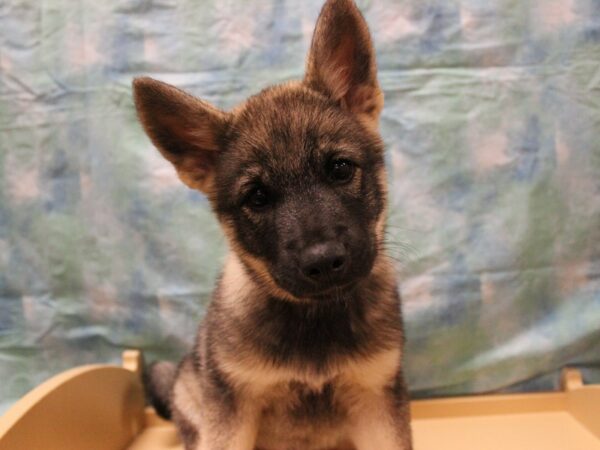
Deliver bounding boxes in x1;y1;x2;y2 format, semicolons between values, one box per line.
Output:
304;0;383;127
132;77;228;193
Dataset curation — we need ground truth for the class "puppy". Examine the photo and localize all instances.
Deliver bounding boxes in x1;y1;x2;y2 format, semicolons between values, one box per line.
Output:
132;0;413;449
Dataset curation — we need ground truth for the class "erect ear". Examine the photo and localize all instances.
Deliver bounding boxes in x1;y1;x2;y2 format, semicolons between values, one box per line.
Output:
304;0;383;127
132;77;228;193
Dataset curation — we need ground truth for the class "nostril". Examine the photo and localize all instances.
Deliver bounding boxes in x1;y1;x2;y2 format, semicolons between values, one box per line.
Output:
285;239;298;251
308;267;321;278
335;225;349;236
300;241;348;282
331;257;345;271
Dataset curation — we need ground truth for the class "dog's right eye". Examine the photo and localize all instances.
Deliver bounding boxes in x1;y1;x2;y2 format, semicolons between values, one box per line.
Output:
245;187;270;211
327;158;355;184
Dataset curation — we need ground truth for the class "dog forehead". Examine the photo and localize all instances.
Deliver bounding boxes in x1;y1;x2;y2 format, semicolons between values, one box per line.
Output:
227;85;348;165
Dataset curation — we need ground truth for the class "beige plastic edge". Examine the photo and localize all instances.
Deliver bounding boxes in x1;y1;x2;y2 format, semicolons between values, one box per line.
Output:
410;368;600;423
0;351;145;450
409;369;600;450
563;368;600;440
1;352;599;450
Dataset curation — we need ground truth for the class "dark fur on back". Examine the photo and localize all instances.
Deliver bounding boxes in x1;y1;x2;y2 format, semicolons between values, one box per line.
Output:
133;1;413;449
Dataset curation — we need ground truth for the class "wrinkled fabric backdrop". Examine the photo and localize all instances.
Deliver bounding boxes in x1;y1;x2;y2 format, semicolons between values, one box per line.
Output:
1;0;600;412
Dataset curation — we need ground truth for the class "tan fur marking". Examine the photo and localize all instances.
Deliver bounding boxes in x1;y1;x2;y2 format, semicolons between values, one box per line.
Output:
355;86;384;131
343;348;401;391
375;166;389;245
344;353;410;450
219;253;256;308
220;222;303;302
350;404;409;450
172;359;203;432
197;412;258;450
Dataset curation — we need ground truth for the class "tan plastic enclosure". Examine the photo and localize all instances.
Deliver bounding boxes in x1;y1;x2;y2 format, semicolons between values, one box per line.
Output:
1;350;598;450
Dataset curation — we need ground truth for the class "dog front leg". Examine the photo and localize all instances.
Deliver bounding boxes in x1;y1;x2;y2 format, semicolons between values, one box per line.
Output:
349;374;413;450
174;395;259;450
171;355;259;450
349;399;412;450
173;397;259;450
195;405;259;450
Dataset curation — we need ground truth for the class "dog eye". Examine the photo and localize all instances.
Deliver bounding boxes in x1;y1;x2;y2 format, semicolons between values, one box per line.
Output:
327;159;355;184
245;187;270;210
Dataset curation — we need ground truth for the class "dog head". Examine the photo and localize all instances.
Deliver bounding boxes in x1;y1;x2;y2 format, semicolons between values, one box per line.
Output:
133;0;386;301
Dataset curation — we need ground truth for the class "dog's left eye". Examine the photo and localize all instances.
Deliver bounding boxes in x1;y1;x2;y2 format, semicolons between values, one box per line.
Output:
245;187;270;210
327;159;355;184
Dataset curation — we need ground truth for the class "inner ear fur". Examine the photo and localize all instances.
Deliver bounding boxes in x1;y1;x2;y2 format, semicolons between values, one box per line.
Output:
132;77;228;193
304;0;383;127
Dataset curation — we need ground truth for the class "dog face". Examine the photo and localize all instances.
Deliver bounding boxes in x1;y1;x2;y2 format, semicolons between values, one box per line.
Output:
133;0;386;300
215;85;386;299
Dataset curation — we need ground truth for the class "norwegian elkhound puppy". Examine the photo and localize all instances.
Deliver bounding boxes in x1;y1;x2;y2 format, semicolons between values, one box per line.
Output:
132;0;413;448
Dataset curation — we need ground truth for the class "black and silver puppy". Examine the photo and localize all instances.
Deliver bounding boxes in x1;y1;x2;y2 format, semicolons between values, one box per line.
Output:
132;0;413;448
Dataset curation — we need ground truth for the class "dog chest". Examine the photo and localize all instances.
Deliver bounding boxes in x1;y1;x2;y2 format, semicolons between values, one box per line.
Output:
254;379;350;450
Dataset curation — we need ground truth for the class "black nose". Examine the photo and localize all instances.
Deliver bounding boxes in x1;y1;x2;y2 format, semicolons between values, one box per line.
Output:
300;241;347;282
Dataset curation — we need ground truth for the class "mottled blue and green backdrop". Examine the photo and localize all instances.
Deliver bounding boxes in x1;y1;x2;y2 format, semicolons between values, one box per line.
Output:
1;0;599;411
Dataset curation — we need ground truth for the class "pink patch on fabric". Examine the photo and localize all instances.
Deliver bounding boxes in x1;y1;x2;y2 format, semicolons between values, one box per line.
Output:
87;282;120;319
80;173;93;199
402;274;435;315
535;0;576;33
480;273;497;306
144;37;160;62
213;2;268;53
145;146;182;192
460;6;478;40
6;166;40;202
369;2;419;43
558;260;589;296
66;24;104;68
555;130;570;167
0;52;12;72
391;146;408;175
460;5;498;43
472;131;512;174
85;42;104;65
